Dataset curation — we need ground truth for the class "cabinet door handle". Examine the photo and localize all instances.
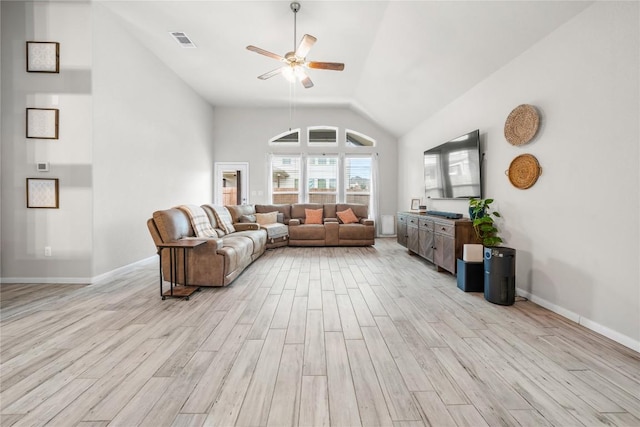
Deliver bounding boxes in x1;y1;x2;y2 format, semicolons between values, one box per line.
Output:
441;227;446;231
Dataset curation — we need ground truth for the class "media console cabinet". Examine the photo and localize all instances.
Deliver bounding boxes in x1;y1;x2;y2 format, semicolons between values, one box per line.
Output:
397;212;478;275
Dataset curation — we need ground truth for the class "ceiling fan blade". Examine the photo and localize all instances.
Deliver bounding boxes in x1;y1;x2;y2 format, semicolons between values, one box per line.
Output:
295;34;317;58
247;45;286;62
307;61;345;71
299;69;314;88
258;67;285;80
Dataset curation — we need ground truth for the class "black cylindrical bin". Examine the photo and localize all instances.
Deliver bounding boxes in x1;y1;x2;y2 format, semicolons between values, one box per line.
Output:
484;247;516;305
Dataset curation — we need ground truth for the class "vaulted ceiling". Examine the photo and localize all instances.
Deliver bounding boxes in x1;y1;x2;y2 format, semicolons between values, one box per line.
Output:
102;1;592;136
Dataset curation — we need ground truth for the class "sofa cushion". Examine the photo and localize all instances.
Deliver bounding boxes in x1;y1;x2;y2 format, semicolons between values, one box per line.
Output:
305;208;323;224
226;204;256;223
152;208;194;242
289;224;325;240
339;223;372;240
337;208;359;224
209;205;236;235
232;230;267;256
255;211;278;225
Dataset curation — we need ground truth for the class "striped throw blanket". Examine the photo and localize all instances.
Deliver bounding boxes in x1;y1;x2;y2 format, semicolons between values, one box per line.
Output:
177;205;219;238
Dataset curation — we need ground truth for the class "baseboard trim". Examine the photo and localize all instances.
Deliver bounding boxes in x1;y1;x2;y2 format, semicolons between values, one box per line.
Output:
91;256;156;285
517;288;640;353
0;256;156;286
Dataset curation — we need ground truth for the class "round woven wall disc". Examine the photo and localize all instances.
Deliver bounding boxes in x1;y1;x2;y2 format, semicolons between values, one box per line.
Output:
507;154;541;189
504;104;540;146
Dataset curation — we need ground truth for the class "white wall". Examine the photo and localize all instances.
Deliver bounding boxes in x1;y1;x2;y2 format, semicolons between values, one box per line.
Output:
1;1;94;281
210;106;398;221
92;4;216;277
0;2;216;282
398;2;639;349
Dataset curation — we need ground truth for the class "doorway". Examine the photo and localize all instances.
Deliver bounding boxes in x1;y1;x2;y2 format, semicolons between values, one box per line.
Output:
214;162;249;206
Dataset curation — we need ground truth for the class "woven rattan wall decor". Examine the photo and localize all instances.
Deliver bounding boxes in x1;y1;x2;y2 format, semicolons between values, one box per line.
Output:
504;104;539;146
506;154;542;189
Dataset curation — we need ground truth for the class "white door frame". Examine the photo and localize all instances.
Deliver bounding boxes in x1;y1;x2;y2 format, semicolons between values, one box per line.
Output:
214;162;249;205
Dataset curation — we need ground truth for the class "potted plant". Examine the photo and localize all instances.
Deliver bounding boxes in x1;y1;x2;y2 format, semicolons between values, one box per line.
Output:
469;198;502;247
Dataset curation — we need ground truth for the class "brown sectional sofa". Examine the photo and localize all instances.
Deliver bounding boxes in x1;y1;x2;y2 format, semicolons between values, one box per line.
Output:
147;202;374;287
147;205;267;287
284;203;375;246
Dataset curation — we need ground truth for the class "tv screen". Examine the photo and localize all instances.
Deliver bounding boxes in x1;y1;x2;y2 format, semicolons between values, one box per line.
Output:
424;129;482;199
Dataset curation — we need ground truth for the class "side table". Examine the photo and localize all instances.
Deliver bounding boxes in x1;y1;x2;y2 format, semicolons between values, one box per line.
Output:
156;240;206;300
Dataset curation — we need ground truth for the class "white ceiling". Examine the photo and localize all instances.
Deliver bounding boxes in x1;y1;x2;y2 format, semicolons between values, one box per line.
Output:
102;1;592;136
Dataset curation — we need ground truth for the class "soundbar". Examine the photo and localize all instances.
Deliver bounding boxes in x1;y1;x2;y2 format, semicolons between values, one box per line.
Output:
426;210;463;219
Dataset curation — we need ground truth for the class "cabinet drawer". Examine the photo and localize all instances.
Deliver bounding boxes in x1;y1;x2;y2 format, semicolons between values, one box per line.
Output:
397;214;407;224
434;222;455;236
419;218;434;230
407;216;419;227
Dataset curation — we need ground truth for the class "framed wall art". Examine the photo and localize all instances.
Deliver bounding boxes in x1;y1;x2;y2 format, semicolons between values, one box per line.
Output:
26;108;59;139
26;41;60;73
411;198;420;210
26;178;59;208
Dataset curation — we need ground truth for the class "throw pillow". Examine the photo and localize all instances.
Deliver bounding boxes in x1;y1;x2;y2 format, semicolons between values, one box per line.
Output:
210;205;236;234
305;208;323;224
240;214;257;223
337;208;359;224
255;211;278;226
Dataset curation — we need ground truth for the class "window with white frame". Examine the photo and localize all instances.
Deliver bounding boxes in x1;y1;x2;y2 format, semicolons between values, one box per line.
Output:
346;129;375;147
345;155;372;206
268;127;376;209
308;126;338;146
307;155;338;203
271;155;301;204
269;129;300;146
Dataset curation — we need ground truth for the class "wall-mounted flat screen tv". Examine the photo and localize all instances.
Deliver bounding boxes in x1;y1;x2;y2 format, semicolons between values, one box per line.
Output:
424;129;482;199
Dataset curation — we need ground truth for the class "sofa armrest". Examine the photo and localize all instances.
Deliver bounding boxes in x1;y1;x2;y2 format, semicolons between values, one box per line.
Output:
360;219;374;226
324;217;339;223
181;237;223;250
233;223;260;231
289;218;301;226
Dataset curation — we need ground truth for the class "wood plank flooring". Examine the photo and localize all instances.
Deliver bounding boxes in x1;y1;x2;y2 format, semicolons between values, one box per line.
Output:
1;238;639;426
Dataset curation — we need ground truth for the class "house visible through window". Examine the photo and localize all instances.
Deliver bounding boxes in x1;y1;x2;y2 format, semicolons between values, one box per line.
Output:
345;156;372;206
271;155;301;203
307;155;338;203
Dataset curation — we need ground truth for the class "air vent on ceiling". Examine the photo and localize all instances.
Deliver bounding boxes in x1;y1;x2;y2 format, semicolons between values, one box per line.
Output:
169;32;196;48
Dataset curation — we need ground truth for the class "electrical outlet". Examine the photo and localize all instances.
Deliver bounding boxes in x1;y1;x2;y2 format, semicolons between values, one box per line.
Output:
44;246;52;257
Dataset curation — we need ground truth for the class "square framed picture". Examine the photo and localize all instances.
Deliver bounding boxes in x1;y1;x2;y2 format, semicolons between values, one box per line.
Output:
26;41;60;73
411;198;420;210
27;178;59;208
26;108;59;139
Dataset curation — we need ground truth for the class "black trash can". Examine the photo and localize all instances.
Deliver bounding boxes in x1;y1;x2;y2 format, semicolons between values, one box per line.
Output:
484;247;516;305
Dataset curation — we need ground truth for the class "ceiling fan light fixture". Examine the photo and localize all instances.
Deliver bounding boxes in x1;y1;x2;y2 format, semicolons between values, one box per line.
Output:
246;1;344;88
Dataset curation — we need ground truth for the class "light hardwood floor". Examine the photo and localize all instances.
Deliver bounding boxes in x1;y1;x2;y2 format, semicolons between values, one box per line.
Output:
1;238;639;426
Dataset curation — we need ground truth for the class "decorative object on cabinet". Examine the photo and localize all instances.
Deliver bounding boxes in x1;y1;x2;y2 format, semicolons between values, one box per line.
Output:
469;198;502;247
36;162;50;172
504;104;539;146
506;154;542;189
26;41;60;73
410;198;420;210
26;108;59;139
26;178;59;208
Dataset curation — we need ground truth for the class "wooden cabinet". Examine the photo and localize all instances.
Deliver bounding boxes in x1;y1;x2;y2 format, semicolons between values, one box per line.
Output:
397;212;477;275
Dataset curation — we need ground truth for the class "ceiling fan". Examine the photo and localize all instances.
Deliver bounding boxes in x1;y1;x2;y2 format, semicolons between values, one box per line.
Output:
246;1;345;88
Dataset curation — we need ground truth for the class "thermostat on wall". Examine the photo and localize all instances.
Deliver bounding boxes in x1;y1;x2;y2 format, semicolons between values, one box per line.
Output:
36;162;49;172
